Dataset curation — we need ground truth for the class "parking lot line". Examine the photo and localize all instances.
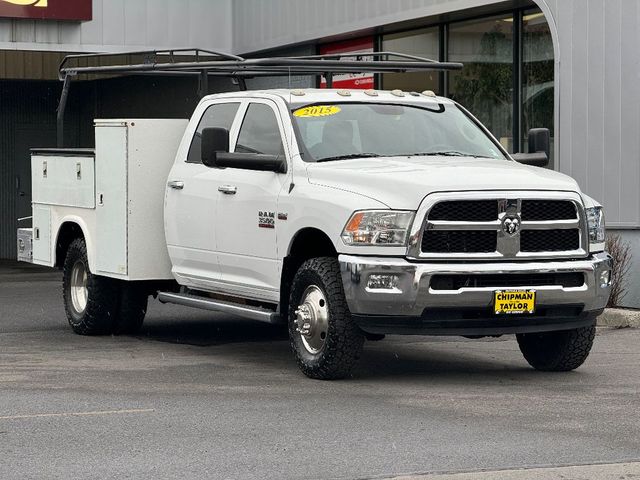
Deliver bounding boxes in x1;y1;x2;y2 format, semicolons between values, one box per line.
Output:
0;408;155;420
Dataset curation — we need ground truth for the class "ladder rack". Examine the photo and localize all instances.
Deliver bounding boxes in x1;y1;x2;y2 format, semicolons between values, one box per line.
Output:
56;48;463;146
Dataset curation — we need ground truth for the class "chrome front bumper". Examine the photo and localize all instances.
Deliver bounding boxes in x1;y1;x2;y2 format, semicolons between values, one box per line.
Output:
339;252;612;333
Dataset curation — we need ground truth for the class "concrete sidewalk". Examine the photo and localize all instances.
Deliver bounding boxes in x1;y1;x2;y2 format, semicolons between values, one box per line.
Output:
391;462;640;480
598;308;640;328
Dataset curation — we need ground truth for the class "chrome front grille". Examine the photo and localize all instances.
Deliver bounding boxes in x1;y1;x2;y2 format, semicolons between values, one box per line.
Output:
429;272;585;290
520;229;580;252
422;230;497;253
520;200;577;221
408;192;588;260
428;200;498;222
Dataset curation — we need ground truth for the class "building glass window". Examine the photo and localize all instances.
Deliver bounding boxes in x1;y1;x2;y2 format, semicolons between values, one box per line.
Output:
381;27;440;94
448;15;514;152
522;8;554;165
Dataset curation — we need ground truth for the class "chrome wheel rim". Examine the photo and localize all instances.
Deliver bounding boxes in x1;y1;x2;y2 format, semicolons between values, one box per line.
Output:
70;260;88;314
295;285;329;354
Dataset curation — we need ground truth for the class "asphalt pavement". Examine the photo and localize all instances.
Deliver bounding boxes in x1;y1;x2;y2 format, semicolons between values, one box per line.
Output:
1;264;639;480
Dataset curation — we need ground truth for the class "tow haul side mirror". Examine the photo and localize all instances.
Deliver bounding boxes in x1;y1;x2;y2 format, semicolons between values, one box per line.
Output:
512;128;551;167
201;127;229;167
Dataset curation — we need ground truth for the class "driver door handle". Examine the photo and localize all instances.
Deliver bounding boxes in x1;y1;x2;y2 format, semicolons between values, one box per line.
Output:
218;185;237;195
168;180;184;190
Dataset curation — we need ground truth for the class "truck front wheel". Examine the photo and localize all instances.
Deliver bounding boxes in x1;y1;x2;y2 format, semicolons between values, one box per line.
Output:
62;238;119;335
288;257;365;380
516;325;596;372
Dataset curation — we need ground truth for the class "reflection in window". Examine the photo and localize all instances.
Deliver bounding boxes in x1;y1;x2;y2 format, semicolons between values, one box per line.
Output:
293;103;506;161
448;16;514;152
523;9;554;165
382;27;440;94
235;103;285;156
187;103;239;163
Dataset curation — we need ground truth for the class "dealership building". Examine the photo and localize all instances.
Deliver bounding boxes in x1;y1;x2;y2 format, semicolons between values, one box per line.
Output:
1;0;639;306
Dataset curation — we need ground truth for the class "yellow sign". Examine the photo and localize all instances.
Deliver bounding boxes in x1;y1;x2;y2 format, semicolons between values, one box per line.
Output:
2;0;47;6
494;290;536;315
293;105;341;118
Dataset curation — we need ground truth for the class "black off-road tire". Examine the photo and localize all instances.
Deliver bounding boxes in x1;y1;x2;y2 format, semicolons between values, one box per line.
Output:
115;282;148;334
288;257;365;380
62;238;119;335
516;325;596;372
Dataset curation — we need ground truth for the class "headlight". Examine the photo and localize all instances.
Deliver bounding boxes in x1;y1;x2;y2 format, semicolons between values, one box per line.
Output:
342;210;415;246
585;206;605;245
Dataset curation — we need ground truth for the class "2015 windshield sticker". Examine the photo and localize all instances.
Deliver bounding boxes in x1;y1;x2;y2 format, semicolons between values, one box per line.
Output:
293;105;341;118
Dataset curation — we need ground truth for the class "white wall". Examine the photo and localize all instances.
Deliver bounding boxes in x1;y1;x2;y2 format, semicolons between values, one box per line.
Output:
539;0;640;229
0;0;232;53
232;0;510;55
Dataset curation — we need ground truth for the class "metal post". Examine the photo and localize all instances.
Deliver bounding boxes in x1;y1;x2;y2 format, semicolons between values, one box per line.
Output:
57;75;71;148
513;9;523;155
237;77;247;91
325;73;333;88
198;70;209;98
440;23;448;96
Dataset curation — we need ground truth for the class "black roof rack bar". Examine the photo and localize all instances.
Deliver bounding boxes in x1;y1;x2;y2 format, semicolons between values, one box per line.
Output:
239;57;462;71
58;48;245;79
59;58;463;79
287;51;440;63
61;61;463;78
58;50;462;80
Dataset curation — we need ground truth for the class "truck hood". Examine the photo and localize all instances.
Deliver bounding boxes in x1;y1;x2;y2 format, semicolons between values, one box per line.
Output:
306;156;581;209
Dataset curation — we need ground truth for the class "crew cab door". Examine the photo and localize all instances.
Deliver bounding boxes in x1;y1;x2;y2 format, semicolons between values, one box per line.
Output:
215;100;291;302
164;100;241;289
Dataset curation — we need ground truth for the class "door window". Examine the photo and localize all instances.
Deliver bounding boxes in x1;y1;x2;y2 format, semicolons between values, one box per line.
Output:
187;102;240;163
235;103;285;156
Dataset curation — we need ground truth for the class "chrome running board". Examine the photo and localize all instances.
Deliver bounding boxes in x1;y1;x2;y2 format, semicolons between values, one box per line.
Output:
157;291;281;324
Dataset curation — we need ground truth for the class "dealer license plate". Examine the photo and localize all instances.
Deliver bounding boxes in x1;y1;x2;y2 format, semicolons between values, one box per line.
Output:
494;290;536;315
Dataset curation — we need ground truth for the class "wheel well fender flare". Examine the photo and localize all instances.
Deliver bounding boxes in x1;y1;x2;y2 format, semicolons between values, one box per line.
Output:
285;226;337;258
280;227;338;317
54;216;95;271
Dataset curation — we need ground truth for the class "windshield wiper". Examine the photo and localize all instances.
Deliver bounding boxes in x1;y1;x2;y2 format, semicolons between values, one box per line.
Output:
316;153;382;162
406;151;493;159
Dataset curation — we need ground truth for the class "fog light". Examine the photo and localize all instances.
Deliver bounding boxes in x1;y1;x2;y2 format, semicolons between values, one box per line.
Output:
367;274;400;291
600;270;611;288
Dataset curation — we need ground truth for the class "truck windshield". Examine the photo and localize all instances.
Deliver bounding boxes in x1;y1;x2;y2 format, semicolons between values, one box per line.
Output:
291;102;507;162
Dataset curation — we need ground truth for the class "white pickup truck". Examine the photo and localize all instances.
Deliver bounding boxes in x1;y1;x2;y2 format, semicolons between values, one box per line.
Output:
18;82;612;379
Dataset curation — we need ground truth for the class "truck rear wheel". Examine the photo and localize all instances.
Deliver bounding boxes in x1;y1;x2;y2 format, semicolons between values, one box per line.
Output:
63;238;119;335
516;325;596;372
288;257;364;380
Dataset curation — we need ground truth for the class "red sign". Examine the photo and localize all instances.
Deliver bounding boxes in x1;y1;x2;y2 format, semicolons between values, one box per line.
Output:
320;37;375;89
0;0;92;21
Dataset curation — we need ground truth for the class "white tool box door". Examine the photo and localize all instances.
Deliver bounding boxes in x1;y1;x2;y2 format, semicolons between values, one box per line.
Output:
32;205;51;265
95;123;128;276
